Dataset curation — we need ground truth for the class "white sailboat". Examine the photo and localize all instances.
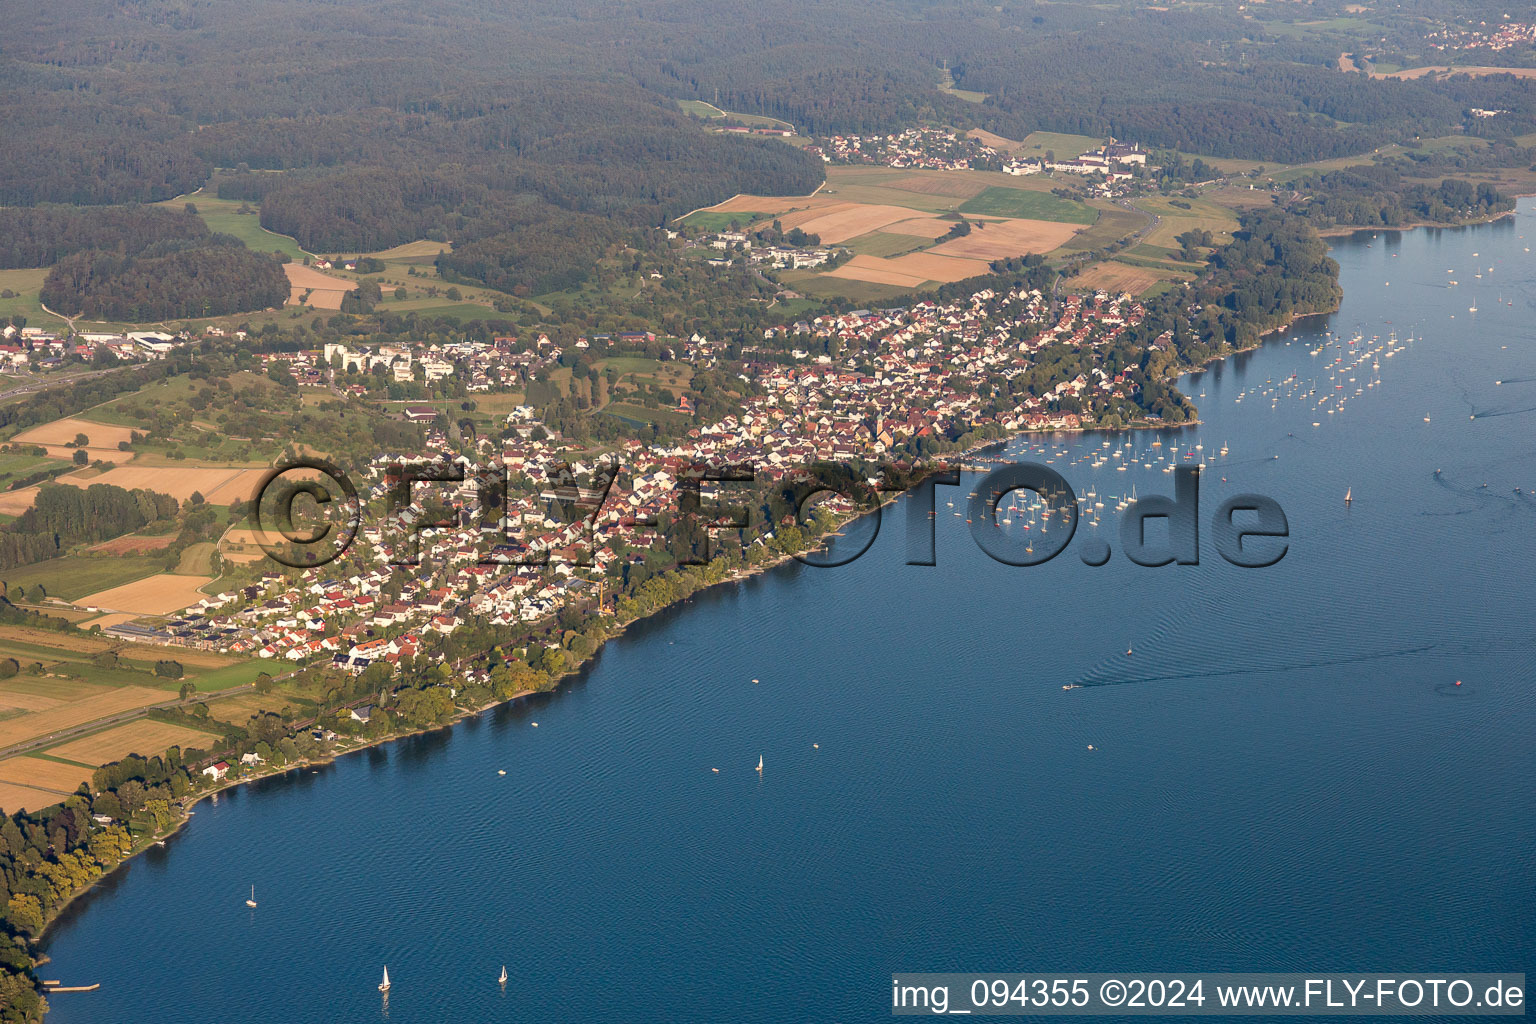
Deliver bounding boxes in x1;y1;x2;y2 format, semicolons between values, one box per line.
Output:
245;885;257;908
755;755;763;773
499;966;508;986
1344;487;1352;506
379;967;391;993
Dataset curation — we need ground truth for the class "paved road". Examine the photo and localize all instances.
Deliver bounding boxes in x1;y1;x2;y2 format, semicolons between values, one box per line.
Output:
0;364;138;402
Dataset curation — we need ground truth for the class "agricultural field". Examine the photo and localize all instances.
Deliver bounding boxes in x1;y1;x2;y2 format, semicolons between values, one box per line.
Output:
77;573;214;616
0;452;70;491
43;719;222;767
158;195;311;261
283;263;354;309
1373;65;1536;80
0;268;50;323
689;166;1100;291
0;555;165;601
1014;131;1109;162
958;187;1099;224
0;684;170;750
56;464;268;504
1071;260;1194;296
681;210;768;231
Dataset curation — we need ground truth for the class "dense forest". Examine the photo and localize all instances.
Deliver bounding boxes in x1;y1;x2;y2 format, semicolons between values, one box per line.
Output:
0;484;180;571
39;242;289;321
1292;170;1516;228
4;0;1534;277
0;206;210;270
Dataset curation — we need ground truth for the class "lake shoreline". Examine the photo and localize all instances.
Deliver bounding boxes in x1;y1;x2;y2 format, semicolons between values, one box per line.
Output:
24;216;1345;1008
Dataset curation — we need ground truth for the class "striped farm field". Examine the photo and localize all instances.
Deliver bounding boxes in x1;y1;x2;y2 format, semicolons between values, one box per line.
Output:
78;574;213;615
0;781;65;813
0;755;93;792
823;256;931;289
930;218;1085;259
881;217;958;239
881;251;992;283
12;417;137;449
1071;260;1189;296
0;685;169;748
59;464;267;503
283;263;353;309
46;720;221;767
776;203;923;243
884;173;990;199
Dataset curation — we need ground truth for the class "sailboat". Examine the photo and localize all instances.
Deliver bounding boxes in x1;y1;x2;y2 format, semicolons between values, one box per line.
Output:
499;966;508;986
379;967;391;993
756;755;763;773
1344;487;1352;506
245;886;257;908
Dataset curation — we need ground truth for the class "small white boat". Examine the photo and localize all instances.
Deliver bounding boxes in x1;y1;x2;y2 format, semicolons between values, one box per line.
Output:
245;886;257;908
1125;645;1133;656
379;967;391;993
499;965;508;986
1344;487;1352;506
756;755;763;773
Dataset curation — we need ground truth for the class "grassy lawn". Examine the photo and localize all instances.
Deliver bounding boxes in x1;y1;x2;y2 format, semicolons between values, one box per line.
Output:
187;661;273;692
844;232;930;258
0;452;71;489
677;99;725;118
1016;131;1106;160
602;402;693;430
159;196;311;261
682;211;767;231
0;269;50;323
959;187;1098;224
176;542;217;575
0;556;165;601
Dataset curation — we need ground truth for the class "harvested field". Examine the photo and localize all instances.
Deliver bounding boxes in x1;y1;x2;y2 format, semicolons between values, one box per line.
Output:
117;646;236;670
0;781;65;813
0;685;168;748
360;240;450;260
886;173;990;198
823;255;931;289
25;445;132;464
205;692;294;725
0;756;93;792
0;488;38;515
930;218;1084;259
12;417;136;449
1071;261;1178;295
283;264;353;309
882;217;960;239
777;204;925;243
0;625;113;653
705;192;831;215
1375;65;1536;80
79;613;142;631
218;527;269;564
965;129;1024;154
59;464;267;504
48;720;219;766
0;678;112;706
89;533;176;555
882;251;992;283
78;574;212;615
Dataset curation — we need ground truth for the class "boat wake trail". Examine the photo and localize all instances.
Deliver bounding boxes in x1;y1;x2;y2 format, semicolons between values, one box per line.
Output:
1067;643;1440;691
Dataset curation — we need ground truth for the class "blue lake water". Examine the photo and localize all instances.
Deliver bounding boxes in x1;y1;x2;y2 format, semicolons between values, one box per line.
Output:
41;202;1536;1022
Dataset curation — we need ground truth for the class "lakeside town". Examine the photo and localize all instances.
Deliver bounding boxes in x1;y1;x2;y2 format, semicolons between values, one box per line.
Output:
97;283;1159;670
